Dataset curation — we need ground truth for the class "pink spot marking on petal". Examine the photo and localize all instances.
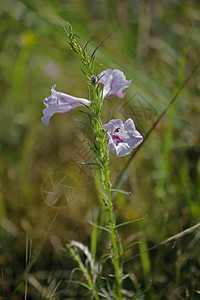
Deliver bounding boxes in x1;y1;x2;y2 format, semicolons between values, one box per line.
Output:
114;127;120;133
112;134;125;146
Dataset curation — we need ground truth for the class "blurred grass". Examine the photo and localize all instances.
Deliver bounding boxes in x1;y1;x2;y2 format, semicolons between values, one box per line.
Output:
0;0;200;299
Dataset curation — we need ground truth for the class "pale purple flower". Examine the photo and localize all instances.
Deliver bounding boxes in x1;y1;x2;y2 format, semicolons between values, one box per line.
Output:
42;85;90;125
103;118;143;157
98;69;132;99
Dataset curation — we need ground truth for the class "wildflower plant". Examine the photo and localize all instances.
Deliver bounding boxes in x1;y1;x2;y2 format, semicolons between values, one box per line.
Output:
42;24;143;299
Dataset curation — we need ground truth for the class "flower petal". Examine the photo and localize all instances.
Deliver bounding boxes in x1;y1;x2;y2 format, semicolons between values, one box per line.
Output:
115;142;132;157
103;119;123;133
127;134;143;148
107;132;117;152
41;85;90;125
98;69;113;85
98;69;132;99
124;118;136;131
104;118;143;157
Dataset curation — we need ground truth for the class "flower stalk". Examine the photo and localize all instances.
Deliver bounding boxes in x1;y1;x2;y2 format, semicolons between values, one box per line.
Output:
42;24;143;299
89;82;122;298
65;26;124;297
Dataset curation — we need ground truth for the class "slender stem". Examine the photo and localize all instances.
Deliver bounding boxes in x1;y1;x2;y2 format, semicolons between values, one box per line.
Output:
69;247;100;300
67;27;123;298
91;96;122;298
104;164;122;299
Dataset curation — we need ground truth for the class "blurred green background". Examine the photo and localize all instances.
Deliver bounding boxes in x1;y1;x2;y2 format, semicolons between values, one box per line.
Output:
0;0;200;299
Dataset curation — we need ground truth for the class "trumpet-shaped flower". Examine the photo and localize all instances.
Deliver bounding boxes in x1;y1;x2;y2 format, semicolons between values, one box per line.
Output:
103;118;143;157
98;69;132;99
41;85;90;125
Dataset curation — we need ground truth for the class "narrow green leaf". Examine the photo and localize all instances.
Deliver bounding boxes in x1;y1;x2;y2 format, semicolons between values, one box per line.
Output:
81;139;95;153
59;23;69;37
97;292;113;299
121;273;131;281
110;188;131;195
75;118;92;129
89;221;111;234
78;109;92;116
79;282;93;290
100;253;112;261
67;21;80;38
83;36;95;51
81;68;89;78
99;190;108;200
123;241;141;253
115;216;147;229
78;162;99;166
91;34;111;60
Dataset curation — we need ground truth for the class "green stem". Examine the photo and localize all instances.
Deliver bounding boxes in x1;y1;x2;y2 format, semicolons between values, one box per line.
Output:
92;100;122;299
70;248;100;300
67;26;123;299
104;166;122;299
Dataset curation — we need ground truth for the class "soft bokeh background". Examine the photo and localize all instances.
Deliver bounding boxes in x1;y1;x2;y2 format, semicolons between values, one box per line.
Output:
1;0;200;299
